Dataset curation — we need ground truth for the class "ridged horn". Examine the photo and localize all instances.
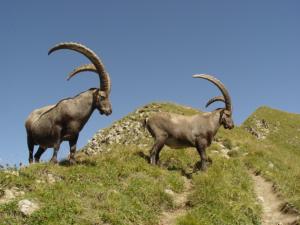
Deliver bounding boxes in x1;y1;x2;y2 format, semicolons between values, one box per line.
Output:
67;64;111;94
193;74;232;112
67;64;96;80
48;42;110;95
205;96;225;108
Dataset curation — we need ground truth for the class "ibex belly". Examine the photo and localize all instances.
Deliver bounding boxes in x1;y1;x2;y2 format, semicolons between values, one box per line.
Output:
165;137;194;149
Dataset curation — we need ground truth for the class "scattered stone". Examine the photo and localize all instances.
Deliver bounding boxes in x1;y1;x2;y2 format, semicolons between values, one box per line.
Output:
35;179;45;184
164;189;175;196
0;187;25;204
258;196;265;203
0;189;15;204
220;149;230;159
216;142;225;149
268;162;274;169
47;174;56;184
46;173;61;184
18;199;39;216
232;146;240;151
3;170;19;176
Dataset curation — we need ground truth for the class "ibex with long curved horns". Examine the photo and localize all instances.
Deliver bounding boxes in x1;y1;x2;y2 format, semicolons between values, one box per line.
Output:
144;74;234;171
25;42;112;164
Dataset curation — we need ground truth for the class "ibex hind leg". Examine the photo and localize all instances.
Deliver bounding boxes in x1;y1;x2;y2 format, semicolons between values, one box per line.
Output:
34;147;47;163
27;135;34;164
50;144;60;164
150;137;166;165
50;127;61;164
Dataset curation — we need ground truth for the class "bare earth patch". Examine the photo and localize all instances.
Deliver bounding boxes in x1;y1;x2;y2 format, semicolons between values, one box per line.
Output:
159;176;192;225
251;173;299;225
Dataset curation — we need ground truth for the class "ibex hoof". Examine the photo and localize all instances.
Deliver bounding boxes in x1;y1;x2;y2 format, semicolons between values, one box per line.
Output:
69;158;76;165
200;165;207;171
50;158;58;164
194;161;207;172
34;158;40;163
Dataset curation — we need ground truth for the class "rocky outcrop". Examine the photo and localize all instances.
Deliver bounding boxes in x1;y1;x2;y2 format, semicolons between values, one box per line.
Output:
244;117;271;140
82;103;164;155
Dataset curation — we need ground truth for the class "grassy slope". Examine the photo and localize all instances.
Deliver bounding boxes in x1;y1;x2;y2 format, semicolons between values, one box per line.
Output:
1;103;299;225
241;107;300;210
0;146;182;225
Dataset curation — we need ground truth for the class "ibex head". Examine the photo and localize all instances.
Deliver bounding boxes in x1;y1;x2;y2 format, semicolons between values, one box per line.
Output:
220;109;234;129
48;42;112;116
193;74;234;130
96;90;112;116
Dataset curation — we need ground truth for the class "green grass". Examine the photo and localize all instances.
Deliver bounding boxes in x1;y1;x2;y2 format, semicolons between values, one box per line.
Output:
1;103;299;224
0;145;262;225
177;157;261;225
241;107;300;210
159;146;261;225
0;146;184;225
215;106;300;211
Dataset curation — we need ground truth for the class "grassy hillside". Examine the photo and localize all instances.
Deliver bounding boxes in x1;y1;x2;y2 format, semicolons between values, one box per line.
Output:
0;103;299;225
241;107;300;211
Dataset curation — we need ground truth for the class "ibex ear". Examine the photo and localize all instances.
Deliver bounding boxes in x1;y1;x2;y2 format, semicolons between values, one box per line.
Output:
223;110;231;116
98;91;107;98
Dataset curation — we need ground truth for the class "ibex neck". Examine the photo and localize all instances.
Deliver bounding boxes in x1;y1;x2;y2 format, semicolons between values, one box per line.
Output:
72;89;98;119
210;109;223;134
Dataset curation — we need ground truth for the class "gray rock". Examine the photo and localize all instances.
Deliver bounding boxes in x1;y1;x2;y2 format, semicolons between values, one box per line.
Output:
164;189;175;196
18;199;39;216
0;187;25;204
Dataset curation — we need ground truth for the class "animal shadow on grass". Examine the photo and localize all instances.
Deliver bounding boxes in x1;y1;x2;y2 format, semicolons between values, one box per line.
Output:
135;151;150;163
135;150;198;179
59;158;97;167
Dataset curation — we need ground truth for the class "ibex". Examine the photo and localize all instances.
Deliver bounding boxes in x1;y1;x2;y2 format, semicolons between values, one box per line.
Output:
25;42;112;164
145;74;234;171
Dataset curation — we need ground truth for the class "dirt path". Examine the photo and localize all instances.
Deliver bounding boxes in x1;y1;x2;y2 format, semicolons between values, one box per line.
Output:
159;176;192;225
250;173;299;225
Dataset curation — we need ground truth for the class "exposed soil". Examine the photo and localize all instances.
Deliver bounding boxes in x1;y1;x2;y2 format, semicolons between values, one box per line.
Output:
251;173;299;225
159;176;192;225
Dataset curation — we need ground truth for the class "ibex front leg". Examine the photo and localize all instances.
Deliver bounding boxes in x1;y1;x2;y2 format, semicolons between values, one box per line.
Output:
69;135;79;165
195;137;208;171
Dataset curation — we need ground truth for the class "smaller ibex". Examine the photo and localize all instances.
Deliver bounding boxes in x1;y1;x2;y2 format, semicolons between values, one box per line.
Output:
145;74;234;171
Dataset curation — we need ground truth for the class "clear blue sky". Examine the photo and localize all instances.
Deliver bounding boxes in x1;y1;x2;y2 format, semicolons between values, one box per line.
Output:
0;1;299;165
